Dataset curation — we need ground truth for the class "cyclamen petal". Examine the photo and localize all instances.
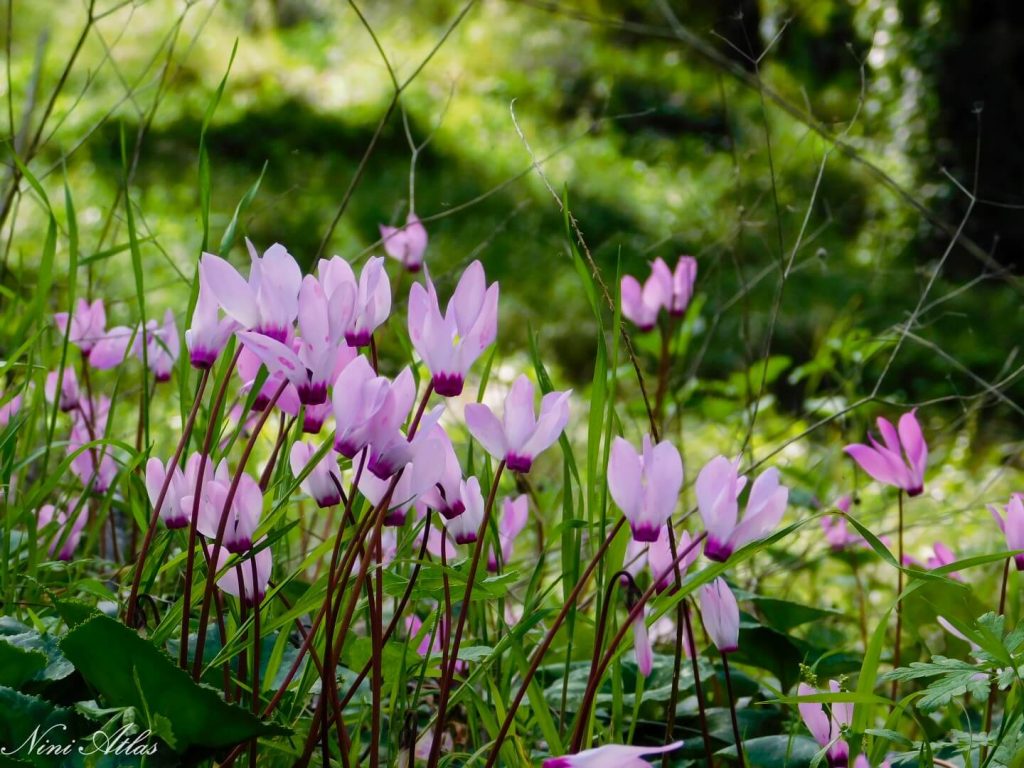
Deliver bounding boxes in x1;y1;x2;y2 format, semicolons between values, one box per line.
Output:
289;442;343;508
698;578;739;653
608;436;682;542
407;261;498;397
216;542;272;606
697;457;785;561
380;212;428;271
488;494;528;571
541;741;683;768
844;409;928;496
465;375;570;473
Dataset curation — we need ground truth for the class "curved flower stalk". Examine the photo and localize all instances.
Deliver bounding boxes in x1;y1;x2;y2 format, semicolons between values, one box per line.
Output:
145;453;226;529
844;409;928;497
318;255;391;347
542;741;683;768
380;211;428;272
53;299;107;359
195;472;263;554
990;494;1024;570
624;526;699;592
798;679;853;767
37;503;87;560
465;374;571;473
216;542;272;606
487;494;528;571
699;577;740;653
186;263;239;368
289;442;344;508
607;435;683;542
237;275;355;405
44;368;80;412
696;456;789;561
199;242;303;342
408;260;498;397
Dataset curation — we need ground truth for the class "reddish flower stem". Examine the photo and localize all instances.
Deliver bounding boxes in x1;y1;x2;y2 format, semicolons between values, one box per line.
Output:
179;348;241;668
125;365;212;628
721;652;746;767
425;460;506;768
482;517;626;768
191;378;288;681
569;531;707;752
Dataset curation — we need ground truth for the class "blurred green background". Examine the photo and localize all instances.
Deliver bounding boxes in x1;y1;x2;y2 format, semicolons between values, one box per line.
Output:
3;0;1024;448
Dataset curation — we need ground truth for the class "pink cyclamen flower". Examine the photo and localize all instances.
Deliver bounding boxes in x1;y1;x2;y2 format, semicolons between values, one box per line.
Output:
844;409;928;497
443;476;485;544
926;542;960;580
798;680;852;767
1;392;24;427
359;435;446;526
620;262;670;332
698;577;740;653
238;275;354;405
380;212;428;272
332;358;415;463
631;604;653;676
696;456;789;562
408;261;499;397
137;310;180;382
405;614;466;674
54;299;107;358
68;400;118;493
196;473;263;553
146;456;191;529
88;323;135;370
38;503;87;561
542;741;683;768
419;432;468;520
608;435;683;542
990;494;1024;570
665;255;697;316
318;255;391;347
198;242;303;342
290;442;344;508
45;368;80;412
465;374;571;473
488;494;529;571
186;264;239;368
216;541;272;606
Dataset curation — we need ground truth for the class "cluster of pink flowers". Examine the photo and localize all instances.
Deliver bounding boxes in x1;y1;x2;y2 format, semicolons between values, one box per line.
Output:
134;234;569;611
620;255;697;331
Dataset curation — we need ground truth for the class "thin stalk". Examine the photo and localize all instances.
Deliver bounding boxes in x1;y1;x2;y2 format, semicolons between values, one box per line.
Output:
425;461;506;768
336;510;435;710
179;350;240;667
890;490;904;700
483;518;626;768
653;319;672;424
683;599;715;767
721;652;745;768
125;366;211;628
370;525;383;768
570;531;707;752
982;556;1011;759
192;379;287;680
249;555;262;767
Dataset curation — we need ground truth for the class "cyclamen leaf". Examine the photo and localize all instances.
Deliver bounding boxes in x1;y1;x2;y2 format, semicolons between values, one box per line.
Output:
882;657;991;711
